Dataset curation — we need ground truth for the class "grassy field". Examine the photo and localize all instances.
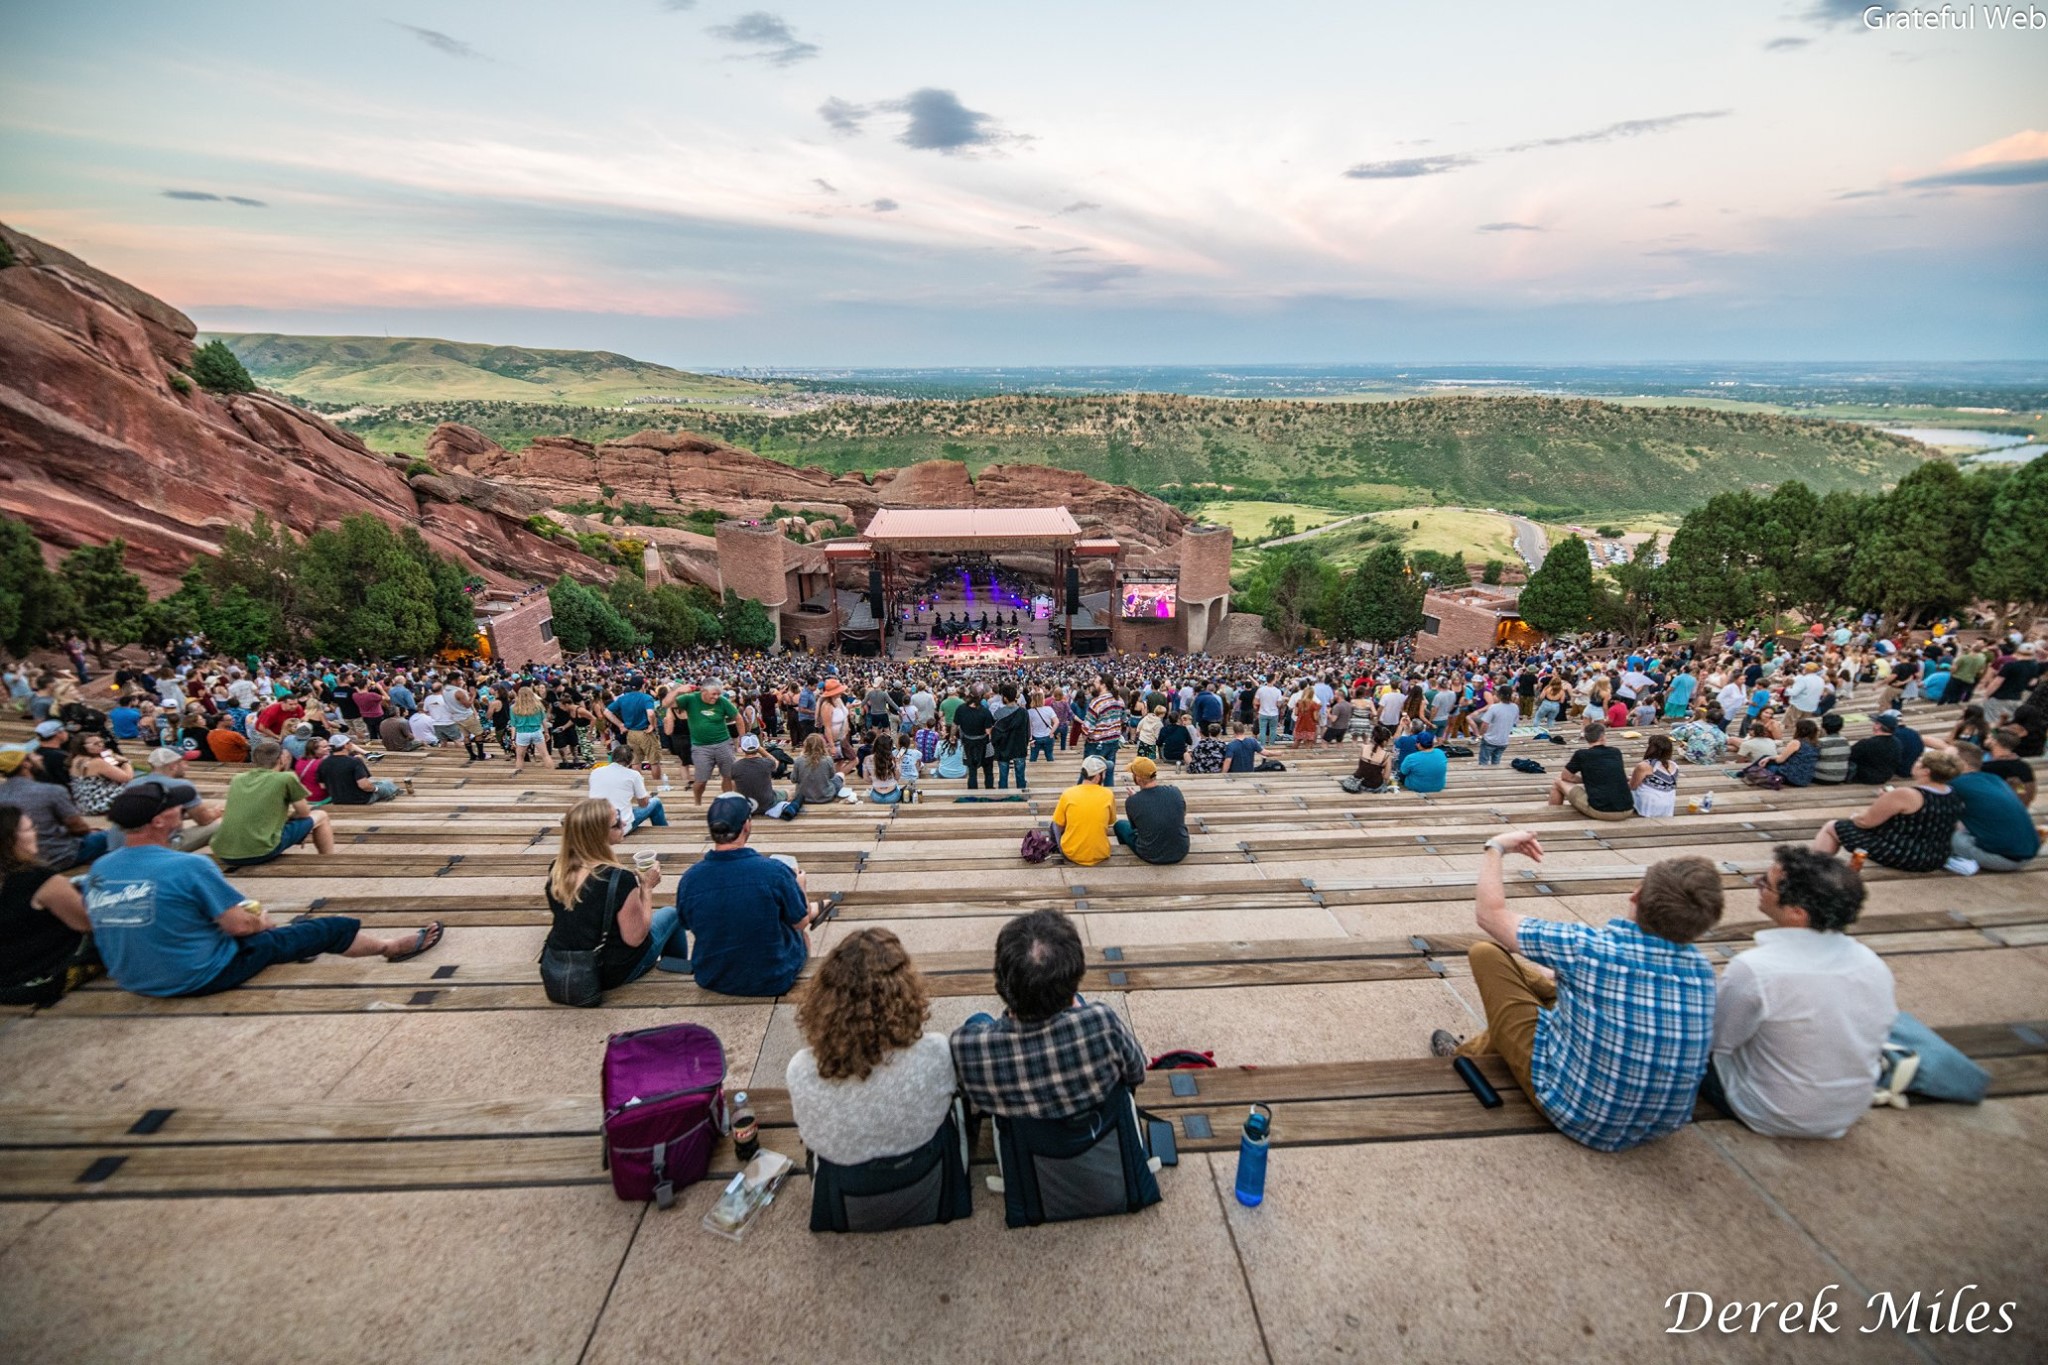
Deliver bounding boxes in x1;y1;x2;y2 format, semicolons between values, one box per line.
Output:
1366;508;1519;561
1193;500;1351;541
209;334;773;407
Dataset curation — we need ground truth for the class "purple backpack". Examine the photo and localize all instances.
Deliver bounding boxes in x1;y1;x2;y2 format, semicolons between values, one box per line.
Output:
1020;828;1055;863
602;1022;728;1208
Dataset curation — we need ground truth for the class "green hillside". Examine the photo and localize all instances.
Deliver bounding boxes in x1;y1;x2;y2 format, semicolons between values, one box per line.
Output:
205;333;772;406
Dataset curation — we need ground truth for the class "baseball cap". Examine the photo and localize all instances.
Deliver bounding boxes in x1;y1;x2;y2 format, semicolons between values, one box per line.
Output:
1417;730;1436;747
147;747;184;768
331;733;356;750
107;785;181;829
1081;754;1108;777
706;794;755;839
1129;755;1157;781
34;720;65;739
1874;710;1902;730
739;734;761;752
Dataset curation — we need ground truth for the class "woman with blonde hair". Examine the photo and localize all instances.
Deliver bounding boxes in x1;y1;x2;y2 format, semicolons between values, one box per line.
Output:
538;797;674;1000
786;927;958;1166
1812;749;1967;874
66;733;134;815
790;730;846;812
509;684;548;774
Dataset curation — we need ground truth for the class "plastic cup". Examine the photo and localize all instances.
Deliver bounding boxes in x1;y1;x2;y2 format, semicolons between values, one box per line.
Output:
632;850;658;873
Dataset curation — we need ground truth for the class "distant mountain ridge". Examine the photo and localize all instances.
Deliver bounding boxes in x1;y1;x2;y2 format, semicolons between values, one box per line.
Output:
205;332;770;406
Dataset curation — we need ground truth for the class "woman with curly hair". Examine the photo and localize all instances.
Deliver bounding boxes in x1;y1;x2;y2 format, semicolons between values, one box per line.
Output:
785;927;958;1166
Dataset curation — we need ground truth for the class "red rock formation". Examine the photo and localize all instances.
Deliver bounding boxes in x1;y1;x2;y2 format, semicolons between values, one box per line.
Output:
0;224;602;591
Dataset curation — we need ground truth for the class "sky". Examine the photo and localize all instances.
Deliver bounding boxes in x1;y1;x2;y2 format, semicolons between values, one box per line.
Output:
3;1;2046;366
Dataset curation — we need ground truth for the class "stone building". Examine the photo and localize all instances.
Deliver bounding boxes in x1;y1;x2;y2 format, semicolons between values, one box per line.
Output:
1415;586;1541;660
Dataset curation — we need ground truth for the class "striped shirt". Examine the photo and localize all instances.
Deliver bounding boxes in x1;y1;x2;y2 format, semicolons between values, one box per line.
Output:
1518;916;1717;1152
1085;693;1126;743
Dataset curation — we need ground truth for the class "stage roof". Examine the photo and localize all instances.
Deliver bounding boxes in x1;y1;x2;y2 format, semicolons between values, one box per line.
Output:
863;506;1083;551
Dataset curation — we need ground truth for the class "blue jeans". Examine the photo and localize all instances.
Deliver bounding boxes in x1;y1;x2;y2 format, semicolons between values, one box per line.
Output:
628;798;668;832
1083;738;1120;782
1030;736;1054;762
624;902;683;983
1534;701;1560;726
997;756;1028;789
964;1011;997;1031
192;916;361;995
220;816;316;869
65;829;114;869
1478;741;1506;766
1256;715;1278;742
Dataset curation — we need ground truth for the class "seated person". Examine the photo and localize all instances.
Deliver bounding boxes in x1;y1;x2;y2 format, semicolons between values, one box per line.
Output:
1885;711;1926;778
281;721;317;763
318;734;404;805
1183;723;1227;774
1947;742;2040;874
86;786;439;997
293;736;332;805
1982;726;2036;805
1844;713;1903;785
407;709;439;749
1670;714;1729;767
676;795;826;996
1734;709;1785;765
1049;755;1116;865
866;733;904;805
1811;712;1851;784
1345;724;1396;793
787;927;958;1166
590;745;667;834
205;712;250;764
0;749;111;868
108;749;225;854
951;909;1146;1118
1396;729;1448;793
1811;748;1966;873
539;797;675;994
0;803;98;1005
212;740;334;869
1113;756;1188;865
378;712;416;753
1706;847;1894;1139
1431;831;1722;1151
789;732;847;811
1157;713;1193;766
1223;723;1263;773
1743;718;1820;787
1547;720;1634;820
731;734;784;814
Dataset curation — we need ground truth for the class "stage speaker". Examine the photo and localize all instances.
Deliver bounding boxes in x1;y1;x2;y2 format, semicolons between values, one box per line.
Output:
868;567;885;621
1064;565;1081;616
1073;634;1109;656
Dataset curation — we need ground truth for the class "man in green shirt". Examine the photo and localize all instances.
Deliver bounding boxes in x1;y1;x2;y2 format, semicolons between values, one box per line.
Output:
673;677;745;805
1948;647;1987;705
213;740;334;869
938;685;965;728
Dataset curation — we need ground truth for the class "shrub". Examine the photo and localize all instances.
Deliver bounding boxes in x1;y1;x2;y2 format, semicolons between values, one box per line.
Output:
405;459;435;478
0;236;15;268
189;339;256;393
168;372;192;395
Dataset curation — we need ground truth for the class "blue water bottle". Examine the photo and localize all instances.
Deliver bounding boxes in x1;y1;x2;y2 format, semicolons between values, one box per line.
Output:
1234;1103;1273;1207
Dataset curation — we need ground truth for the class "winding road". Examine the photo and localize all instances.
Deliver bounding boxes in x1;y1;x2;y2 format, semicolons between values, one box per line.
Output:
1510;515;1549;571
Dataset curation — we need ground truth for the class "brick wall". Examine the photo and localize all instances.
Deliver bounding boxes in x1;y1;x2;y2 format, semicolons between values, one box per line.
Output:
481;592;563;669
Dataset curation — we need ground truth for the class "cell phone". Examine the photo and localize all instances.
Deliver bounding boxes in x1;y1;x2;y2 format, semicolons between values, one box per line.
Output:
1146;1118;1179;1167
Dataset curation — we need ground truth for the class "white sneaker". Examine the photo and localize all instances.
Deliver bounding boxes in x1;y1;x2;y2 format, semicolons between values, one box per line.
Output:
1944;856;1980;877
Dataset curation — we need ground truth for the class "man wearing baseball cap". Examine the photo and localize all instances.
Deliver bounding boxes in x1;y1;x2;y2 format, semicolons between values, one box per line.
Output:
1113;755;1189;865
111;748;225;852
1;747;111;868
31;719;71;788
1048;753;1117;866
672;794;825;996
730;733;781;815
83;785;441;998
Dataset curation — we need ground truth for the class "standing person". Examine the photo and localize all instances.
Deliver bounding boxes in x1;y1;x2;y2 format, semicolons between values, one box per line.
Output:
1980;642;2042;728
1113;757;1188;866
1291;687;1322;749
509;685;548;775
1430;831;1723;1152
669;677;744;806
955;686;994;791
211;741;334;870
1324;690;1357;746
1705;848;1894;1139
1026;691;1060;766
606;676;666;787
1476;690;1520;767
1253;675;1284;744
1082;675;1126;782
990;682;1030;792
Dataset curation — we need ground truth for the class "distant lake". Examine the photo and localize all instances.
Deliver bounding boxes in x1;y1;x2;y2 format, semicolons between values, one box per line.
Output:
1963;444;2045;466
1880;426;2029;448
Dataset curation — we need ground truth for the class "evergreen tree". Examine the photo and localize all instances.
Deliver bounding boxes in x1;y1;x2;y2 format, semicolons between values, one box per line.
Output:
58;539;149;659
0;516;63;657
1660;492;1758;628
1516;534;1596;633
1753;480;1820;627
1846;462;1995;626
1973;457;2048;614
548;575;639;653
202;512;302;641
296;515;439;657
188;339;256;393
720;589;777;651
1337;543;1423;643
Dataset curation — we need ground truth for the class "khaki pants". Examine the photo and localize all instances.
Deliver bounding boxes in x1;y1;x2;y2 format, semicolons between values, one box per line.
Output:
1457;940;1557;1104
626;729;660;765
1565;783;1635;821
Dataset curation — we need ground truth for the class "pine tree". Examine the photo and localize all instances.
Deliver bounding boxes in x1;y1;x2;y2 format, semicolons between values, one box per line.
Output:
0;516;63;657
1337;544;1423;643
1846;462;1995;626
188;339;256;393
720;589;776;651
1660;493;1758;628
296;515;439;657
1972;456;2048;614
58;539;149;659
1516;534;1595;634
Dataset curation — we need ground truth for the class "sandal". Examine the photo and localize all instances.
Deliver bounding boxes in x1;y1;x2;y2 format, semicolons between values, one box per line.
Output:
387;921;445;963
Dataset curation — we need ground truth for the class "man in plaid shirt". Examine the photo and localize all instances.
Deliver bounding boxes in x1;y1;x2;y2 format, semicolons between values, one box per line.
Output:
952;909;1146;1119
1432;829;1722;1152
1082;676;1128;782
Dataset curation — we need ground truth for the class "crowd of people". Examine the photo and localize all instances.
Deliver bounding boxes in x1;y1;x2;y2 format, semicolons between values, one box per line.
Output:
1;613;2041;1196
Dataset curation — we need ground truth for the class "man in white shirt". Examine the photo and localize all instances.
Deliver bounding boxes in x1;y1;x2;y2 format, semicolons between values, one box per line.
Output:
1716;677;1747;723
590;744;669;834
226;671;258;710
407;710;439;748
1705;846;1895;1140
1477;694;1520;766
1783;664;1825;722
1253;679;1284;742
421;685;460;745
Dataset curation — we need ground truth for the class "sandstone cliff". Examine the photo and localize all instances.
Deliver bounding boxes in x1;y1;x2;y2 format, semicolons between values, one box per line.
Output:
0;225;603;590
426;426;1194;555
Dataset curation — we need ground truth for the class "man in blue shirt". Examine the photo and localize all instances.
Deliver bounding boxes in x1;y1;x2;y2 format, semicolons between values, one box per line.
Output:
1396;729;1448;792
84;786;443;997
108;697;144;742
1192;684;1225;732
1222;723;1263;773
1947;742;2039;873
675;795;823;996
607;676;664;785
1431;830;1722;1152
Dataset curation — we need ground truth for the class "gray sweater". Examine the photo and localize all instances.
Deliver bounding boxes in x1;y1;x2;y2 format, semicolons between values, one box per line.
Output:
785;1032;958;1166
